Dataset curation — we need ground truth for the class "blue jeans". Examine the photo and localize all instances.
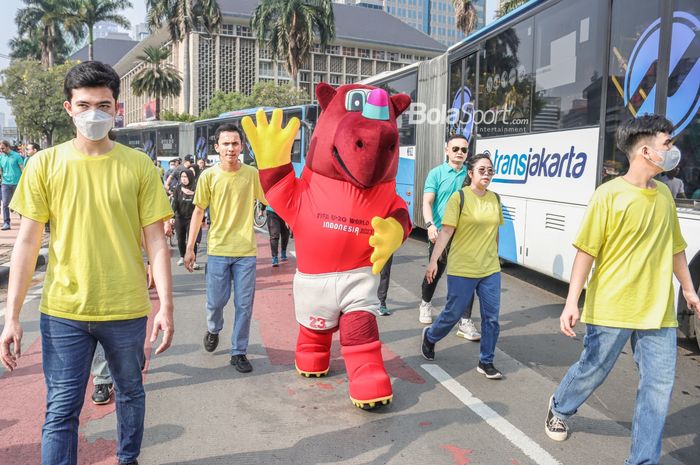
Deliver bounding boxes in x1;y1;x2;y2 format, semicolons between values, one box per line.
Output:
1;183;17;225
40;314;147;465
426;272;501;364
552;325;676;465
205;255;257;355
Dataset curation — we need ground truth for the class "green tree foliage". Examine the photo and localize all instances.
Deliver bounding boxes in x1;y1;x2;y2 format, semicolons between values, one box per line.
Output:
199;82;308;119
147;0;222;114
251;0;335;87
130;46;182;120
160;110;199;122
451;1;477;35
496;0;528;18
14;0;82;68
65;0;133;61
0;60;75;145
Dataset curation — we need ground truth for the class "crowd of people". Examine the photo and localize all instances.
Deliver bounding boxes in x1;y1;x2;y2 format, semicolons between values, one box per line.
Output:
0;61;698;465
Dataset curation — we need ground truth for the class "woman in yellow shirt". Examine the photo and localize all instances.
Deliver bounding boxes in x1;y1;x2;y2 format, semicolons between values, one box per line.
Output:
421;153;505;379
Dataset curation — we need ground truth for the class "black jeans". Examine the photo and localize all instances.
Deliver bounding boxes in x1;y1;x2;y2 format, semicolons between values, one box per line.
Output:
377;255;393;305
267;211;289;257
421;240;473;318
175;217;200;259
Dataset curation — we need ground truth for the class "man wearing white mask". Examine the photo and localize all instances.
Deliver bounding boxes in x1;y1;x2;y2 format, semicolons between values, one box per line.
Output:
0;61;174;465
544;115;700;465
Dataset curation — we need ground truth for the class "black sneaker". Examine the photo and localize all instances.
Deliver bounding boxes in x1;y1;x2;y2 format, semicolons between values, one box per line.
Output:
476;361;503;379
230;354;253;373
421;327;435;361
545;395;569;441
91;383;114;405
203;332;219;352
120;461;139;465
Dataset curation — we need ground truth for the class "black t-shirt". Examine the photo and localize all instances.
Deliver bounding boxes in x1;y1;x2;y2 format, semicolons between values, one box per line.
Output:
171;187;196;219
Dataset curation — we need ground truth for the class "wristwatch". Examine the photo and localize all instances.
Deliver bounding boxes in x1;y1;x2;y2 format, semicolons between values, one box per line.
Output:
425;221;433;228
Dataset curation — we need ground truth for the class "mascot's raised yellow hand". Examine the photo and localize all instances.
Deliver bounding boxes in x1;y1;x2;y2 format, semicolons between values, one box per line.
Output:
241;108;300;169
369;217;404;275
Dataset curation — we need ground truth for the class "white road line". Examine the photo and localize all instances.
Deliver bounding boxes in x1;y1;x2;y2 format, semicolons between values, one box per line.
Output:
422;364;562;465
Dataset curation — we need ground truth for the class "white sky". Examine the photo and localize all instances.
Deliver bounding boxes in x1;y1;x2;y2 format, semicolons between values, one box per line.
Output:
0;0;149;124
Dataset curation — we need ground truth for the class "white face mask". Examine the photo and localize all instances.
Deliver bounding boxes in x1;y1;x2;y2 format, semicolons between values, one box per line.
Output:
73;109;114;141
647;146;681;172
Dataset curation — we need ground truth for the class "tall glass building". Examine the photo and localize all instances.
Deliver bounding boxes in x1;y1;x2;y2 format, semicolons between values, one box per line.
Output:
335;0;495;46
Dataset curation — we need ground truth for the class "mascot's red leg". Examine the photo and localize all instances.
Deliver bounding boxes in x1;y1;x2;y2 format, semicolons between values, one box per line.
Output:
295;324;333;378
339;311;392;410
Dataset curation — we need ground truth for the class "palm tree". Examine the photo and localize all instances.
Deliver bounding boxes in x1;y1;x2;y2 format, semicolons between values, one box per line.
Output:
15;0;77;68
131;46;182;120
451;1;478;36
146;0;222;114
251;0;335;88
496;0;528;18
65;0;133;61
9;33;72;64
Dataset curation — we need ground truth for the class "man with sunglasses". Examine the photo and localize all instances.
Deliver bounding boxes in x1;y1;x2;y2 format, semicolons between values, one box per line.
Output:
419;135;480;342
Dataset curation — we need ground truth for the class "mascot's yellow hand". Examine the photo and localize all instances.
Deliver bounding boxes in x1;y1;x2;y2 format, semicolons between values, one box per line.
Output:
369;217;404;275
241;108;300;170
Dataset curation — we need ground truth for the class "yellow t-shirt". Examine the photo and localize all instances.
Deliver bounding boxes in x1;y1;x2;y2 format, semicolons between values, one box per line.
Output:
194;164;267;257
10;141;173;321
574;177;686;329
442;188;504;278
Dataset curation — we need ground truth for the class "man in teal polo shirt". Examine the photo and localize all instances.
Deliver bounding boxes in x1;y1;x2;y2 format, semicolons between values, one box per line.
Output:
419;135;480;341
0;140;25;230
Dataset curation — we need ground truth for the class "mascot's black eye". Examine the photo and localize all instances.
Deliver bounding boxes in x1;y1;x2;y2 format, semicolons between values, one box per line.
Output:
345;91;366;112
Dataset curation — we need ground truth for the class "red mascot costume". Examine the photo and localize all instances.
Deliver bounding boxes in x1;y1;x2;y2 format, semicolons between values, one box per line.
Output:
242;83;412;409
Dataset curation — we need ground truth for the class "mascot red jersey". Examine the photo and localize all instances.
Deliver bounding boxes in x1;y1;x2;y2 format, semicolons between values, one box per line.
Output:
242;83;412;409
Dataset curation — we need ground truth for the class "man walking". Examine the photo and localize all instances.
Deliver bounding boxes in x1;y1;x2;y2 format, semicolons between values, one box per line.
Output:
0;61;175;465
544;115;700;465
419;135;480;341
184;123;267;373
0;140;24;230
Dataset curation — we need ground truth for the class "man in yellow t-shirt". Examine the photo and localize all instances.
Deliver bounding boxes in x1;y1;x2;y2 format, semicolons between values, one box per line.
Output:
0;62;174;465
544;115;700;465
184;123;267;374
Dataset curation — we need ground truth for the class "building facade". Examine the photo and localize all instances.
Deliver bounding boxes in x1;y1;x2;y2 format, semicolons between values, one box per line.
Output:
336;0;500;46
114;0;445;125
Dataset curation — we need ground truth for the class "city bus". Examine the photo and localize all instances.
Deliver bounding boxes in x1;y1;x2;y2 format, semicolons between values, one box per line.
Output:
112;121;195;169
365;0;700;346
193;104;319;176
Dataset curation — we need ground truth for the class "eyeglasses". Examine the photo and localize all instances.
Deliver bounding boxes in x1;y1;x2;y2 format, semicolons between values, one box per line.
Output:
474;168;495;176
451;146;468;154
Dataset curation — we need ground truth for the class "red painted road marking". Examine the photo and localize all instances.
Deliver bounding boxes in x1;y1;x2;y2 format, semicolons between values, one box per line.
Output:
253;235;425;384
0;291;159;464
440;444;473;465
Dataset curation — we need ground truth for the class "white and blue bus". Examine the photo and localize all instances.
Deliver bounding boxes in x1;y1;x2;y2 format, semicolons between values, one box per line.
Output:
365;0;700;346
112;121;195;170
193;104;319;175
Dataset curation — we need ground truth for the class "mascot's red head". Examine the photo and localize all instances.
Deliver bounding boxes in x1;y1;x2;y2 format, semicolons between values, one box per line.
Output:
305;83;411;188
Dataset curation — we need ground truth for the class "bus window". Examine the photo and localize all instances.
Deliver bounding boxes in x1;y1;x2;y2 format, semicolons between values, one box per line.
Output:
603;0;667;183
286;110;303;164
157;127;179;159
195;125;208;160
532;0;605;131
668;0;700;201
376;72;417;146
477;17;534;138
448;53;477;147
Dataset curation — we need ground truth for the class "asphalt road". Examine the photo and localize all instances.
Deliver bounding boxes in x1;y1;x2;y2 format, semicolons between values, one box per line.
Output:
1;230;698;465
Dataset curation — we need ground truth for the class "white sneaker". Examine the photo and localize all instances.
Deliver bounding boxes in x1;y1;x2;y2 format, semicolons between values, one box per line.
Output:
193;262;201;270
456;318;481;341
419;301;434;324
177;258;184;266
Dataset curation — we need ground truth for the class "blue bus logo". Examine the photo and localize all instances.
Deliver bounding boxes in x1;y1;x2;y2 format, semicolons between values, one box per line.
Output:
625;11;700;136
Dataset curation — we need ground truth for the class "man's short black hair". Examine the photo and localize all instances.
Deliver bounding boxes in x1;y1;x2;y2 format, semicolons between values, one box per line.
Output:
616;114;674;155
27;142;40;151
214;123;243;144
446;134;469;145
64;61;121;101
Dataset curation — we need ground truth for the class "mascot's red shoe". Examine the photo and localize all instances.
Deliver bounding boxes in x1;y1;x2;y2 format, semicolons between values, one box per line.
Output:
341;340;392;409
295;325;333;377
